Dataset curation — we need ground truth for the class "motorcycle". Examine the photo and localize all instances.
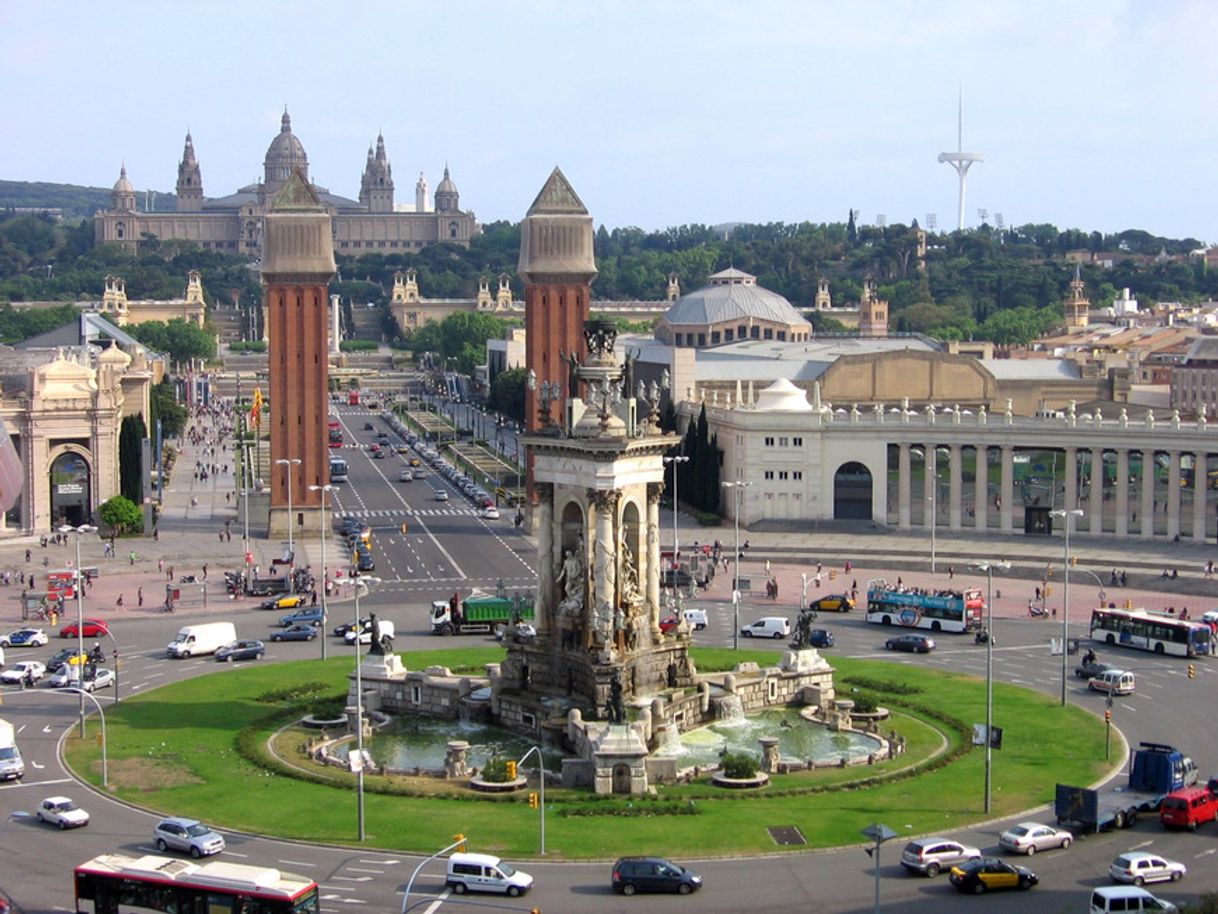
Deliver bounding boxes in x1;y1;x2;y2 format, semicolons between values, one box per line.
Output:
974;629;993;645
1028;604;1048;618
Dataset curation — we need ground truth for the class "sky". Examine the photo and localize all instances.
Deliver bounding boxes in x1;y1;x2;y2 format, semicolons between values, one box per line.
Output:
4;0;1218;242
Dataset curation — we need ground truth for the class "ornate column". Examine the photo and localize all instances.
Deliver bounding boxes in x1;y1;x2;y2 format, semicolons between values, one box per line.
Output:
591;489;619;647
898;443;911;528
1089;447;1104;534
923;444;935;532
1167;451;1182;540
536;483;555;633
1115;449;1129;537
1000;445;1014;532
1193;452;1208;542
974;447;988;531
1064;447;1078;511
647;483;663;634
1141;451;1155;539
948;444;963;530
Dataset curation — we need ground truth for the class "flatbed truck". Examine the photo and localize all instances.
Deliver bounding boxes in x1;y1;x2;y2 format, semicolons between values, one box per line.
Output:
1055;742;1197;832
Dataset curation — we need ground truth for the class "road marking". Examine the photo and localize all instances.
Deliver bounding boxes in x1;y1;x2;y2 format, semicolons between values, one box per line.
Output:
334;875;372;882
0;777;74;789
279;859;316;867
41;725;52;733
1121;703;1137;712
1131;839;1154;850
358;857;401;865
1195;849;1217;858
31;761;44;769
346;867;383;874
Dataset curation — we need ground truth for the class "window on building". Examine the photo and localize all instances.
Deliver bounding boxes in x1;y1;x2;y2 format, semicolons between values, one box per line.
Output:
764;328;773;340
340;242;349;248
778;437;788;447
697;333;706;346
793;471;802;480
777;331;786;341
750;326;760;339
793;437;803;446
725;329;734;342
764;437;774;446
711;331;721;345
764;471;774;480
779;471;789;480
675;333;683;346
449;222;459;238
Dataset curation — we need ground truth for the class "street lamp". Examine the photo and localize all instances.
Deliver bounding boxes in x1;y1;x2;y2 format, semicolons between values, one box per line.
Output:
275;457;302;565
1050;508;1084;706
861;823;898;914
350;575;381;841
721;480;754;649
63;688;108;787
663;455;689;569
308;483;336;661
58;523;96;737
972;560;1009;813
517;745;547;854
239;440;255;558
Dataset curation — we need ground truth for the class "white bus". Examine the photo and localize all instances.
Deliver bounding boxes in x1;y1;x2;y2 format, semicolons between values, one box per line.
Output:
329;456;349;483
1089;608;1212;658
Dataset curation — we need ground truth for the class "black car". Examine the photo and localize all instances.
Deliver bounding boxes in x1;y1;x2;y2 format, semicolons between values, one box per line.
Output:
1074;659;1117;680
363;422;374;430
809;629;835;648
948;857;1038;893
356;553;375;572
611;857;702;896
885;634;935;653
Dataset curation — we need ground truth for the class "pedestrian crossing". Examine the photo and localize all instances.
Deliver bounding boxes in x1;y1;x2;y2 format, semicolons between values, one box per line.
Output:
338;507;480;519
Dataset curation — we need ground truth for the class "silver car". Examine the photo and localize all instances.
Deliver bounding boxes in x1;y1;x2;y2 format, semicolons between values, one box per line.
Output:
998;822;1072;855
154;817;225;858
900;837;982;877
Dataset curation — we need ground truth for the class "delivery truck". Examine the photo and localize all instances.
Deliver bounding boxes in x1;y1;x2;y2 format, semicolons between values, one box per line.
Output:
430;593;534;636
166;622;238;659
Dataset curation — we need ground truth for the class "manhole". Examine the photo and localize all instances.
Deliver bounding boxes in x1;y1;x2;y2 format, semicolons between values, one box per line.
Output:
767;826;806;846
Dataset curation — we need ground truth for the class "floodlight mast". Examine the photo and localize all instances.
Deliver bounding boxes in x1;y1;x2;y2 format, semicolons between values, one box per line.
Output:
937;87;984;231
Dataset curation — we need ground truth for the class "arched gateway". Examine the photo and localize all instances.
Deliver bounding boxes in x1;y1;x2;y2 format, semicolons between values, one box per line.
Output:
833;461;872;520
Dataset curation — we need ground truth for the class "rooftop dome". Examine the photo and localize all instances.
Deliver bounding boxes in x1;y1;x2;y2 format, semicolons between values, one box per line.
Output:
264;109;309;184
112;165;134;194
753;377;813;412
435;165;458;195
663;268;810;328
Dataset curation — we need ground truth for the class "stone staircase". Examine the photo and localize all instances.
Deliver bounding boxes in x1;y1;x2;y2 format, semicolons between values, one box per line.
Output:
210;305;247;343
348;303;385;342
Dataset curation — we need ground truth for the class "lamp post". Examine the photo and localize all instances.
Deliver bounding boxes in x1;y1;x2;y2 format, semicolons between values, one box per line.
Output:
350;575;381;841
861;823;898;914
1050;508;1084;706
58;523;96;737
972;560;1009;813
308;484;336;661
721;480;753;649
275;457;302;565
517;744;547;855
239;440;254;558
663;455;689;569
64;688;108;787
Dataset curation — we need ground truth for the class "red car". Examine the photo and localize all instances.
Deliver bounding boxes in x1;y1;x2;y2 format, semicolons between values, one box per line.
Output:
59;618;109;639
659;616;680;634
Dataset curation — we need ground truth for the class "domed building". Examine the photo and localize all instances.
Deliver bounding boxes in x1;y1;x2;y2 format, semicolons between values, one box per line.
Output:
95;109;479;258
655;268;813;348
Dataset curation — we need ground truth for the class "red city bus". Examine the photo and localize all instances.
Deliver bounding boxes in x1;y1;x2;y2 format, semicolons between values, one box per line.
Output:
75;853;319;914
328;418;343;448
347;390;361;406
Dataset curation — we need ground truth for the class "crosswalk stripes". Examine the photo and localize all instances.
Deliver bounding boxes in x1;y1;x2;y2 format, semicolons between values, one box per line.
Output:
337;507;478;519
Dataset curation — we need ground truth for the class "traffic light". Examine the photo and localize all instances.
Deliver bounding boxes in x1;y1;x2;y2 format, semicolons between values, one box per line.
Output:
528;791;539;809
1188;663;1196;680
1070;555;1078;566
1104;710;1112;723
453;833;467;852
400;522;409;534
505;760;517;779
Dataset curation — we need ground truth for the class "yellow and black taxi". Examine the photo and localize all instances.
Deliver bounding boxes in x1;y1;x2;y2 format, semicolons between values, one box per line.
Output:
949;857;1038;894
810;593;854;612
260;594;305;611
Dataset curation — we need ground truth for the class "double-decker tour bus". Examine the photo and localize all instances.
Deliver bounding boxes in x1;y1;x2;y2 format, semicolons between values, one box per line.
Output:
75;853;319;914
1089;607;1212;658
327;418;343;448
329;455;349;484
865;579;984;633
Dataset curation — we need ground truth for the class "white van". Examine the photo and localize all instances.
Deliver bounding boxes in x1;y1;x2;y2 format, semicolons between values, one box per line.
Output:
683;608;709;631
1088;669;1136;696
167;622;238;658
446;852;533;897
345;620;394;645
740;617;791;639
0;718;23;781
1090;886;1177;913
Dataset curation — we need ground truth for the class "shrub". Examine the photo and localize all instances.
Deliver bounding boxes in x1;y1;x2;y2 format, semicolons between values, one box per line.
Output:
228;341;267;353
850;694;878;714
720;751;759;779
696;512;721;526
98;495;142;536
340;340;379;352
481;756;512;783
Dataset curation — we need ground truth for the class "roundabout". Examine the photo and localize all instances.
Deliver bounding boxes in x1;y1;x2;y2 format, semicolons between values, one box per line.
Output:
63;647;1110;859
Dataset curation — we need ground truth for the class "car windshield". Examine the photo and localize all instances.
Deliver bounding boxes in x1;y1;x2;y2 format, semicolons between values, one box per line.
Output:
54;801;75;811
184;823;212;837
1007;825;1030;836
497;862;516;877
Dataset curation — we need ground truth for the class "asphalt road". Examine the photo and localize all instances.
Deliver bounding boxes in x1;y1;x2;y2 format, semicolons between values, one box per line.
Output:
0;408;1214;912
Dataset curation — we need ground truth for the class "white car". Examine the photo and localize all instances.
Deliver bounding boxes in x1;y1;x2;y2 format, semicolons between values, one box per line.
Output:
481;506;500;520
398;468;413;482
36;796;89;829
0;627;49;648
998;821;1072;855
1109;851;1186;885
435;490;449;502
0;661;46;685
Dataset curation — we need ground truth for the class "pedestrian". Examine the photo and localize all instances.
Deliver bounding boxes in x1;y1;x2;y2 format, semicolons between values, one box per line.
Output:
948;565;954;580
116;594;124;608
24;549;30;563
764;559;771;576
137;587;143;607
158;557;164;574
129;550;136;566
202;563;208;580
844;559;852;574
154;527;159;541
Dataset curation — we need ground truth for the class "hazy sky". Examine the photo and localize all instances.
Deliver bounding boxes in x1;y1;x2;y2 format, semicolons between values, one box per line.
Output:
4;1;1217;241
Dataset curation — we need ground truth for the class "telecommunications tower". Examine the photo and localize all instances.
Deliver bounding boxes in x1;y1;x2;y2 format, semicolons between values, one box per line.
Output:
937;88;983;231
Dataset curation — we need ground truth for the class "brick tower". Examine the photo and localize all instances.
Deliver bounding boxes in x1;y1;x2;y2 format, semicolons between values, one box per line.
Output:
519;168;597;434
261;169;335;538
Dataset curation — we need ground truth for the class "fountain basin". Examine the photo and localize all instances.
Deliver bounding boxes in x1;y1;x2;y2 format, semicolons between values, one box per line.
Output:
655;709;878;769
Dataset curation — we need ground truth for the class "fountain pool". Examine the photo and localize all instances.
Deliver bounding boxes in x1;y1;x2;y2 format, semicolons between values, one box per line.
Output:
342;716;566;772
661;709;876;768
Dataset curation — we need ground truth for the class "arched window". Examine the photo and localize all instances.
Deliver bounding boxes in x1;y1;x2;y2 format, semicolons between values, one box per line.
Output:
449;222;459;239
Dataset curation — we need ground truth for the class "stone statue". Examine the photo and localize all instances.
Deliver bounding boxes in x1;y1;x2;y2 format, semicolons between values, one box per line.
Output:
790;609;817;650
619;536;644;611
607;671;626;724
622;348;637;399
666;662;678;689
368;613;385;656
556;537;586;616
561;349;581;400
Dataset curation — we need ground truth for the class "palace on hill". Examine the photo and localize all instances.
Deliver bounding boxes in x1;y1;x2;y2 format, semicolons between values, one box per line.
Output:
94;110;478;258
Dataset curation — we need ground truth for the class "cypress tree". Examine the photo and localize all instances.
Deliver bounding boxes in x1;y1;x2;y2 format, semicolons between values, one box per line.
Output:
119;413;147;504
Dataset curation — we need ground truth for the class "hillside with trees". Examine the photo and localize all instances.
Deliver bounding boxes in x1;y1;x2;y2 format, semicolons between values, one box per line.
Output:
0;191;1214;348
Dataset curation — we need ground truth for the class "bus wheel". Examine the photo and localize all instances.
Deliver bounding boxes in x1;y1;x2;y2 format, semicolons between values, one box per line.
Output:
930;621;941;632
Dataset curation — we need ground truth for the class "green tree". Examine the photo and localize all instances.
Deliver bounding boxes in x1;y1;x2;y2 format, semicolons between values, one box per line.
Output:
487;367;527;422
128;318;216;364
98;495;142;536
150;379;187;438
118;413;147;503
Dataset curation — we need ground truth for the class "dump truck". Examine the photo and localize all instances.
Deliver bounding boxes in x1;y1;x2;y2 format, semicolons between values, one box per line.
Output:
430;593;534;636
1055;742;1197;832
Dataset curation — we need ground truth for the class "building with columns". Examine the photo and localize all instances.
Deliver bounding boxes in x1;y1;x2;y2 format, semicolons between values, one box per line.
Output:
695;380;1218;542
90;272;207;328
95;110;478;258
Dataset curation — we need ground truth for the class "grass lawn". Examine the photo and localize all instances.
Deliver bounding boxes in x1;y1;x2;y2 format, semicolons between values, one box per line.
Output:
65;647;1111;859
